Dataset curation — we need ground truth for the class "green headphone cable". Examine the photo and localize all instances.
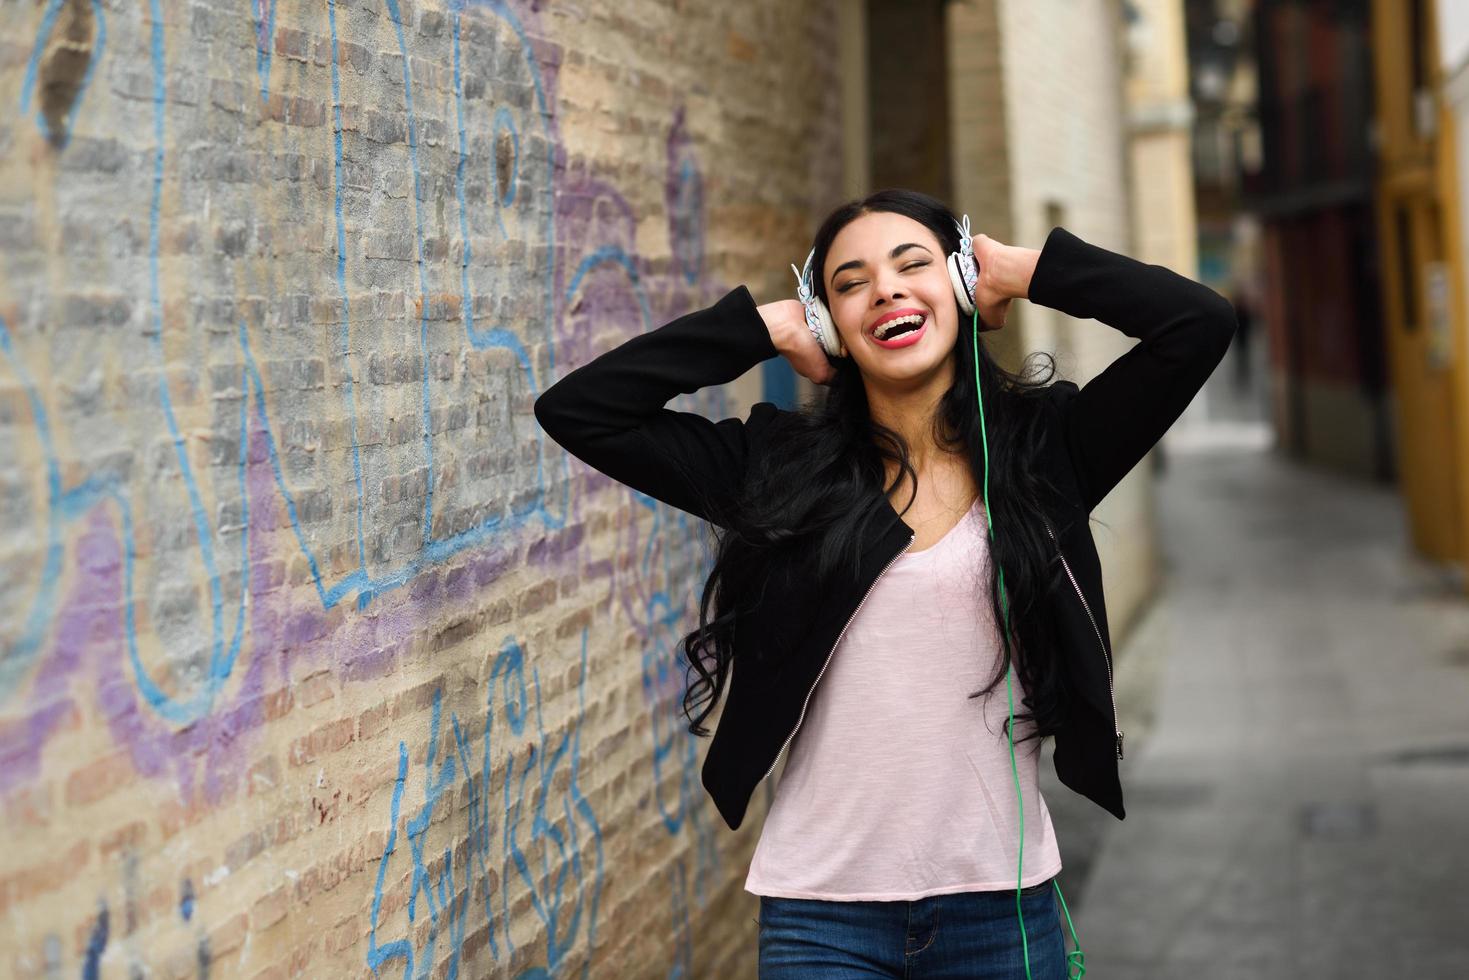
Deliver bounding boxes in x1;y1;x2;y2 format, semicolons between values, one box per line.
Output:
972;303;1087;979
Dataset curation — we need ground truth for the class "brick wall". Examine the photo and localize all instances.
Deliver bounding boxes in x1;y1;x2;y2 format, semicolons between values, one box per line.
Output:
0;0;843;975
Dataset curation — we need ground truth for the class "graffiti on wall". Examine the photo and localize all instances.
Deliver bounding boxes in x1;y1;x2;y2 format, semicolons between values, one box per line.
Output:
1;0;746;974
367;634;603;980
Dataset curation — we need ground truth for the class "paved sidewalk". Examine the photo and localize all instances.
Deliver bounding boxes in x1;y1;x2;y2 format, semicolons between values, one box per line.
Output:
1042;446;1469;978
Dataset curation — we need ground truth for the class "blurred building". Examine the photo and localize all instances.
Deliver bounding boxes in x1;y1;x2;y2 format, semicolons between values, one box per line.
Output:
1186;0;1262;302
1182;0;1271;446
1127;0;1259;455
1439;3;1469;576
1125;0;1201;320
1226;0;1469;581
1368;0;1469;574
1246;1;1391;481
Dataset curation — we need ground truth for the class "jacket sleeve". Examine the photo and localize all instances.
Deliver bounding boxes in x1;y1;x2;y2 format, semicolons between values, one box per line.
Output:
532;284;783;528
1028;227;1237;513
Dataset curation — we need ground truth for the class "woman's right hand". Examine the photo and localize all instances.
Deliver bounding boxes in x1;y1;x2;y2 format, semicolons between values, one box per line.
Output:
971;234;1040;330
758;299;839;386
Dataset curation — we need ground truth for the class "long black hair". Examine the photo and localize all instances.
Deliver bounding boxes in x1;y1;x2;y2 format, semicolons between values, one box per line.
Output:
680;188;1072;745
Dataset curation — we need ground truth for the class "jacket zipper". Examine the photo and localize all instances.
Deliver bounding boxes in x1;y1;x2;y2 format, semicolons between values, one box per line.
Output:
758;532;916;786
1041;516;1124;761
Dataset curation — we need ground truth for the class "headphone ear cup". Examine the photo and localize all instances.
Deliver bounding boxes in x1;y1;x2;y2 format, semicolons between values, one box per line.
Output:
804;297;844;358
948;251;977;316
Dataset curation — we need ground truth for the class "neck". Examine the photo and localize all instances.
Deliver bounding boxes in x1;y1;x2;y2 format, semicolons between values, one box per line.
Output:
864;356;956;476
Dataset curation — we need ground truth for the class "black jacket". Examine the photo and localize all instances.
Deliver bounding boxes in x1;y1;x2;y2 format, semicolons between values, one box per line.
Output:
534;226;1236;831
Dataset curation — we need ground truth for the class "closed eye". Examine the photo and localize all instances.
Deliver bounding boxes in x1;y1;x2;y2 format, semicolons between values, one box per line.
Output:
834;261;930;294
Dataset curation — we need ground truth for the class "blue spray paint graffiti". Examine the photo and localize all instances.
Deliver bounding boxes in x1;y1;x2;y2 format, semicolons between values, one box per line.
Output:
254;0;278;101
368;629;604;978
5;0;573;721
80;898;108;980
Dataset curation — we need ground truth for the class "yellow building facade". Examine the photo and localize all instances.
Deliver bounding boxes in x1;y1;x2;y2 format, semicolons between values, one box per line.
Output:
1371;0;1469;580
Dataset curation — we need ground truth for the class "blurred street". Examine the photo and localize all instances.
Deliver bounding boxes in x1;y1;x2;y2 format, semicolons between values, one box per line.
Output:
1043;405;1469;977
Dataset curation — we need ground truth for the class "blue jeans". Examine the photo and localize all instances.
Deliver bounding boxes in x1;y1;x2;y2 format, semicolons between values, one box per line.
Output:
757;878;1068;979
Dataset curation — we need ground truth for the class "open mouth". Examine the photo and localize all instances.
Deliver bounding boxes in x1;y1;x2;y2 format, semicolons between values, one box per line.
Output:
870;312;928;348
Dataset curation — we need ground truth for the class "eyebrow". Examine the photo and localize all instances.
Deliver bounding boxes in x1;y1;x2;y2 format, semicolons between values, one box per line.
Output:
829;243;934;286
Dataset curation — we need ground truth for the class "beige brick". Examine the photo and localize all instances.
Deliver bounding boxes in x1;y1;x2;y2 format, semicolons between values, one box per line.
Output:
63;751;133;807
209;912;249;958
250;885;289;931
297;670;336;708
288;718;355;766
0;840;89;916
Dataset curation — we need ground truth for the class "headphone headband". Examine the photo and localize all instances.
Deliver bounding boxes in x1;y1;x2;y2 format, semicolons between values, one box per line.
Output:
791;213;978;358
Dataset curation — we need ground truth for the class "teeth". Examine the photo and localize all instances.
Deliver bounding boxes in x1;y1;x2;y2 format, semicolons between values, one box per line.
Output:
874;314;925;340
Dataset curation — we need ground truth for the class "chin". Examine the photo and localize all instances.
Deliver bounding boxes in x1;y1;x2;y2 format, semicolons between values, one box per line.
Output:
859;342;956;380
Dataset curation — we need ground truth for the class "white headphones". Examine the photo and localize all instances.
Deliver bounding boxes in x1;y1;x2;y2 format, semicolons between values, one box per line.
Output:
790;214;981;359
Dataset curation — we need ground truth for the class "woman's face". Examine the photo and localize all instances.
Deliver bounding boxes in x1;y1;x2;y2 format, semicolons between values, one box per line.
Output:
822;211;960;386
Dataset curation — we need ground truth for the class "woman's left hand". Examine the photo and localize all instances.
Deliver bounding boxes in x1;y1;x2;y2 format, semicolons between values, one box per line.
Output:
971;234;1041;331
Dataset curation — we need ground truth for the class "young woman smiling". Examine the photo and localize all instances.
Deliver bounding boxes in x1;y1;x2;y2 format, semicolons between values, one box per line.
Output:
535;188;1235;978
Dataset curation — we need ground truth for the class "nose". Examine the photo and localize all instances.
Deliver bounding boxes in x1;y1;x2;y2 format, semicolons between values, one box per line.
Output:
871;269;907;305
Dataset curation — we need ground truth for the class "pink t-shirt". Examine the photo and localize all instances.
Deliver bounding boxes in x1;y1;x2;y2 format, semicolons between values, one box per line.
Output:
744;496;1063;901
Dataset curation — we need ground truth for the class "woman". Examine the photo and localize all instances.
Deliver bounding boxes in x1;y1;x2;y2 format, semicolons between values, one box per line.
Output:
534;189;1235;978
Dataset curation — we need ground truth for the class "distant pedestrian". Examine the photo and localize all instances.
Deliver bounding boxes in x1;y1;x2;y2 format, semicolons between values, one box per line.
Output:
1231;284;1255;393
535;188;1236;978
